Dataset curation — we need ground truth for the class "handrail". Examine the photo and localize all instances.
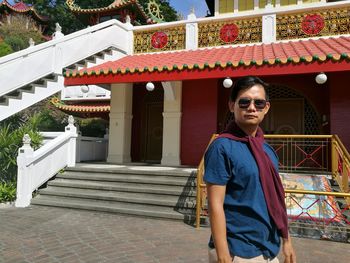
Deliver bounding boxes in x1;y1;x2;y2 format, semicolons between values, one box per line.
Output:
15;118;78;208
0;19;130;65
0;19;131;98
196;134;350;228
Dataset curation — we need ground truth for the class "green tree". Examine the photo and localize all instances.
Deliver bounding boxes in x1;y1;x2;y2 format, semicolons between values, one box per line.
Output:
0;114;43;183
30;0;178;35
0;41;13;57
0;14;44;51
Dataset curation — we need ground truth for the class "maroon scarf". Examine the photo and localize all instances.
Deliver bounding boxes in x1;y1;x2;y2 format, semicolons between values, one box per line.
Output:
218;121;289;238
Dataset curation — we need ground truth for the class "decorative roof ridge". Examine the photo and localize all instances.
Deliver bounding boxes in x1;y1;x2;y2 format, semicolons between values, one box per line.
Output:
65;0;155;23
51;97;111;112
0;0;48;21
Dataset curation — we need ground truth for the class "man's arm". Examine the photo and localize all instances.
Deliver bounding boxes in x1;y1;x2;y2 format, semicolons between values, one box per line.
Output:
207;183;232;263
282;235;296;263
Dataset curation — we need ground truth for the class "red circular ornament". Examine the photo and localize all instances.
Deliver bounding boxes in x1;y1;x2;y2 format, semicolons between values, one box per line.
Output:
220;24;239;43
151;32;168;49
301;14;325;35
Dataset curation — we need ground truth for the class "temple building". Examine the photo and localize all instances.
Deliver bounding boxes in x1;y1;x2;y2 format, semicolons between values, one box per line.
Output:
64;0;350;166
58;0;167;119
66;0;163;26
0;0;48;32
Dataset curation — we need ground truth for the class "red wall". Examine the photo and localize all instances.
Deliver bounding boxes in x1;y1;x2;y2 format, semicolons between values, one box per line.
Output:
181;79;218;165
217;74;330;134
329;72;350;150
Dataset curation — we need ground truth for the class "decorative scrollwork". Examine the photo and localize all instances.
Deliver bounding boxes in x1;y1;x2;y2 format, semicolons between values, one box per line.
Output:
146;0;164;23
198;18;262;47
134;26;185;53
277;7;350;40
65;0;80;10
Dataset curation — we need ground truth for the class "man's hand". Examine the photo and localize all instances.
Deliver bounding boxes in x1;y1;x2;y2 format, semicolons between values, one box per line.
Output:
282;237;296;263
216;254;233;263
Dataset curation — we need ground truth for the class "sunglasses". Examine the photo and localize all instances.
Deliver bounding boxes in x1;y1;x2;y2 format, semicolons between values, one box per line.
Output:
238;98;267;110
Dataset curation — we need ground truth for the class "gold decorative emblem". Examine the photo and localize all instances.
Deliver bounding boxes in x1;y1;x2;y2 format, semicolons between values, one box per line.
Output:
198;18;262;48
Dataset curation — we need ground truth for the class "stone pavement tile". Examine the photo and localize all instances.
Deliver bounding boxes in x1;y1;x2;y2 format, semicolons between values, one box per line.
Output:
0;206;349;263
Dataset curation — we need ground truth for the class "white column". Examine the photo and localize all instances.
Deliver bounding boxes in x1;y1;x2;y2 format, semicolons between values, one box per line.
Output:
234;0;239;12
254;0;259;10
15;134;34;208
215;0;219;16
186;13;198;50
65;115;78;167
161;81;182;166
275;0;281;7
262;14;276;44
107;83;133;163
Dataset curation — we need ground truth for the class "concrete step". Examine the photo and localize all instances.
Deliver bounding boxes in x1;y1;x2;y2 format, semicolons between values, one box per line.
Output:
48;178;196;196
38;186;196;208
65;164;196;177
58;171;194;187
31;195;192;221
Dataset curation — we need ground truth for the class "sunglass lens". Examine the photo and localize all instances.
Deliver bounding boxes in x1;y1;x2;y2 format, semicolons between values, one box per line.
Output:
254;100;266;109
238;98;251;108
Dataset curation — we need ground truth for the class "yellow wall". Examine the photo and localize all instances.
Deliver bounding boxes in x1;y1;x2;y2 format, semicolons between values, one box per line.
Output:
219;0;234;13
219;0;321;13
280;0;297;5
238;0;254;11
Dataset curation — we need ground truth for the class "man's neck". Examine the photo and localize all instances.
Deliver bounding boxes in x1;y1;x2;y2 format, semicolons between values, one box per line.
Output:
236;122;258;137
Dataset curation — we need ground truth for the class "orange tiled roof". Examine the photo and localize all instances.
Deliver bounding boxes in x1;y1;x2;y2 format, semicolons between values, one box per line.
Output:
51;98;110;113
65;36;350;80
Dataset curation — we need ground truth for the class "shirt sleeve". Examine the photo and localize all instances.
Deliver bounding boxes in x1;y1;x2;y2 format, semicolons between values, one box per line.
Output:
203;138;232;185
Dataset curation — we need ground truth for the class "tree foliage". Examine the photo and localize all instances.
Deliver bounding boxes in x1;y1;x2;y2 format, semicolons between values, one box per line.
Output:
0;14;44;53
30;0;178;34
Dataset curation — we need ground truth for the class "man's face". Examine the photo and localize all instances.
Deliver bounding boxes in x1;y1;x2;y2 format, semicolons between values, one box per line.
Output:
228;84;270;127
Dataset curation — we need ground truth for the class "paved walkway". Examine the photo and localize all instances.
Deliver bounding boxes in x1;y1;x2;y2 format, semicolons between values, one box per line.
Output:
0;206;348;263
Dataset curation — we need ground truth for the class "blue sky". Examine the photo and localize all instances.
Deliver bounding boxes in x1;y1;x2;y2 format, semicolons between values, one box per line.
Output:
169;0;209;18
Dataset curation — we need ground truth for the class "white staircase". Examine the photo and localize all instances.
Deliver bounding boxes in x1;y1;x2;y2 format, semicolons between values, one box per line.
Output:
0;19;133;121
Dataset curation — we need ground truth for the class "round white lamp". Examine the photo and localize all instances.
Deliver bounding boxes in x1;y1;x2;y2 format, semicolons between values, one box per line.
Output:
315;73;327;85
223;77;233;88
146;82;155;91
81;85;90;93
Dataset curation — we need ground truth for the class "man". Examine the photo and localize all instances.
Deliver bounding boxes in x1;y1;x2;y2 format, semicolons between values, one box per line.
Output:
204;76;296;263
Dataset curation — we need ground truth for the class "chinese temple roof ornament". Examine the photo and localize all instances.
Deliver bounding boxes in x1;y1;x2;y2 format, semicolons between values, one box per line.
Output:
0;0;48;22
66;0;164;24
145;0;164;23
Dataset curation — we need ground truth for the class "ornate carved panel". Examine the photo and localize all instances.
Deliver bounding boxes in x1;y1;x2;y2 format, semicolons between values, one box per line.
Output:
277;7;350;40
198;18;262;48
134;26;186;53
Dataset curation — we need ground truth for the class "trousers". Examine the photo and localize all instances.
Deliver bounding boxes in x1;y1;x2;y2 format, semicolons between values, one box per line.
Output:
208;248;279;263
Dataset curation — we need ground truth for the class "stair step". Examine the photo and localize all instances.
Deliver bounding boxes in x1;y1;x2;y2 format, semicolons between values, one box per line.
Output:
31;195;190;220
58;171;194;186
48;179;196;196
65;165;196;177
38;186;195;208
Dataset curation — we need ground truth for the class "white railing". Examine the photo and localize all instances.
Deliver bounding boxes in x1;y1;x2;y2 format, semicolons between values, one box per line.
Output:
76;134;108;162
41;131;109;162
15;116;78;207
0;19;133;98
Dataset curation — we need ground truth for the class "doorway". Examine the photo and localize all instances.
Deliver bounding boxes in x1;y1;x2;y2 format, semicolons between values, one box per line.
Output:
131;84;164;163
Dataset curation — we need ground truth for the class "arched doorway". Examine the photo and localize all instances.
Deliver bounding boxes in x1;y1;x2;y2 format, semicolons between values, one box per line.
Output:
220;84;321;135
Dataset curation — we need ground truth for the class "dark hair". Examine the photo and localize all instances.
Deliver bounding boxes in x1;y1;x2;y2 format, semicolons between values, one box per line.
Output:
229;76;269;102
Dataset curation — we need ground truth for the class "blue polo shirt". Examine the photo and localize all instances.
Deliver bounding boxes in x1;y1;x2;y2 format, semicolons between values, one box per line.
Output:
204;137;281;259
